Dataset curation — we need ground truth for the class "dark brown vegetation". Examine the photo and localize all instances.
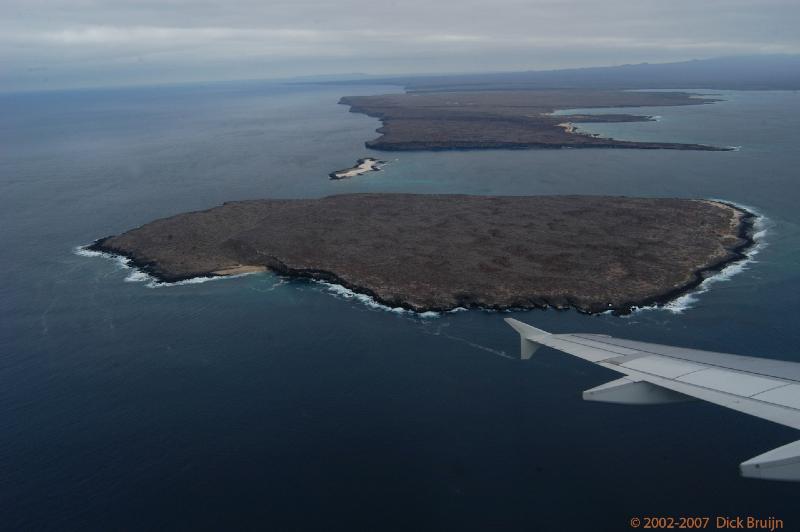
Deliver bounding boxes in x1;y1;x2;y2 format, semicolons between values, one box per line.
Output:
90;194;752;314
339;89;729;151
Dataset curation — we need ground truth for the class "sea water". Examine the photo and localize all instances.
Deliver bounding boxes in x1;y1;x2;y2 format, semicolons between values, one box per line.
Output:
1;82;799;530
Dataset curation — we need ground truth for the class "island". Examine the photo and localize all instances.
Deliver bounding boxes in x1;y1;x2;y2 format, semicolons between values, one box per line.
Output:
329;157;385;180
88;194;754;314
339;89;730;151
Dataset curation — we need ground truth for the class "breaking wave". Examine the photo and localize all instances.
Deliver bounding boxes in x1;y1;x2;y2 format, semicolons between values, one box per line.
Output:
633;200;769;315
73;245;260;287
316;281;440;318
77;244;451;317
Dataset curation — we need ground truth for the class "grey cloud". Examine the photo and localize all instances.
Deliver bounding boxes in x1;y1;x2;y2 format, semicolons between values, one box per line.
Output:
1;0;798;90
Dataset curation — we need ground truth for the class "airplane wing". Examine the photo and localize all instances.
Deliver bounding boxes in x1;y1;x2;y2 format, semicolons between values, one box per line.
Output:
505;318;800;481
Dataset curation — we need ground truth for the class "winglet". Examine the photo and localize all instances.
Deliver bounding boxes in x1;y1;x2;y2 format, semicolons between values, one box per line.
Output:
504;318;550;360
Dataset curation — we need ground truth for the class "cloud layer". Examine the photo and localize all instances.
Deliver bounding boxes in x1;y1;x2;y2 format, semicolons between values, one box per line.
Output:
2;0;798;90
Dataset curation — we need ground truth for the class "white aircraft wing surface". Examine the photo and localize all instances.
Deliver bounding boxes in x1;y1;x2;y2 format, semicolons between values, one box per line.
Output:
505;318;800;481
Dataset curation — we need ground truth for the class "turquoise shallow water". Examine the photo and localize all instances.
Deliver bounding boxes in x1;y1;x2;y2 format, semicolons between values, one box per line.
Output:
1;83;800;530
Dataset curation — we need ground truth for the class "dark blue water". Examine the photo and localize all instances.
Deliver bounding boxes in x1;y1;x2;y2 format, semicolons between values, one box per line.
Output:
2;83;799;531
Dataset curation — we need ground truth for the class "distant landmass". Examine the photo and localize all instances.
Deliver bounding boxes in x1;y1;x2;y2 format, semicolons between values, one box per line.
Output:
88;194;754;315
340;89;728;151
326;55;800;91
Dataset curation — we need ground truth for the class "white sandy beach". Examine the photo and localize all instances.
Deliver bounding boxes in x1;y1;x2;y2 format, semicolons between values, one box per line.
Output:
331;158;382;179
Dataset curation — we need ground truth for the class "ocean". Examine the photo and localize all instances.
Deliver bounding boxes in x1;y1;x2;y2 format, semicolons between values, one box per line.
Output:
1;82;799;530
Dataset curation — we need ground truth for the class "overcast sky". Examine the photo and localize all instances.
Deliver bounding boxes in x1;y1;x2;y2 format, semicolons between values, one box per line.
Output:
2;0;799;91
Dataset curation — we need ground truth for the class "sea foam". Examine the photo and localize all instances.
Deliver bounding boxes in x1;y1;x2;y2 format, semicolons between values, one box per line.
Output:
77;244;437;316
316;281;440;318
632;200;768;315
74;245;259;287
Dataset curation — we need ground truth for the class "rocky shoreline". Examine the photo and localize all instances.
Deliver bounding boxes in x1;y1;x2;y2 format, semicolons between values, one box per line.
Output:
86;194;756;315
359;139;729;152
340;89;730;151
603;204;756;314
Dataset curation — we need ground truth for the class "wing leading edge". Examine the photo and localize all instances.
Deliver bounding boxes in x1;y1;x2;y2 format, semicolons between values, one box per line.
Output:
505;318;800;482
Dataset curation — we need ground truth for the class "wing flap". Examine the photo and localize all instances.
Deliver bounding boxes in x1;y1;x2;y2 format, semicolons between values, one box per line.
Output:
599;362;800;430
752;384;800;410
676;368;787;397
620;356;707;379
572;334;800;383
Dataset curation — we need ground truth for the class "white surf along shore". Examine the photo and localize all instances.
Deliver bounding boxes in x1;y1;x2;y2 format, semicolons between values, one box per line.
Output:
74;246;263;287
73;243;445;317
632;200;768;315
